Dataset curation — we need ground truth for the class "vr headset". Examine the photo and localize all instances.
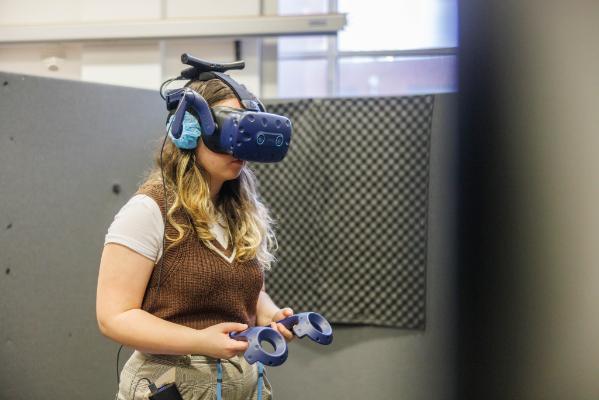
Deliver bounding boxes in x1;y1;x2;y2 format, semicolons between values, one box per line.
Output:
163;53;292;163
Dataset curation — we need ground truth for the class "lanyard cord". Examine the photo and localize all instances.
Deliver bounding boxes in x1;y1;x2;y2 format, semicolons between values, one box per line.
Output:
216;360;223;400
216;359;264;400
257;362;264;400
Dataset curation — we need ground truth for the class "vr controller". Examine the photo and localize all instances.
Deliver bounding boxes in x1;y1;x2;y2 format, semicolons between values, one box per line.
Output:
146;313;332;400
229;312;334;366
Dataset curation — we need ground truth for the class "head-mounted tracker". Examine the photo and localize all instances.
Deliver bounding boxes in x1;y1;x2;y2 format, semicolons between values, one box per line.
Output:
164;53;292;163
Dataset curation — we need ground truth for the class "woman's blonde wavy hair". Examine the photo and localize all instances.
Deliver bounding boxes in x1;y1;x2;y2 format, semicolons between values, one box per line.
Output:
141;79;278;271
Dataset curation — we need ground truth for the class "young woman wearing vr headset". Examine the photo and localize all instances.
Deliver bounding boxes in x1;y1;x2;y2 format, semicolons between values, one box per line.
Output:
96;63;294;400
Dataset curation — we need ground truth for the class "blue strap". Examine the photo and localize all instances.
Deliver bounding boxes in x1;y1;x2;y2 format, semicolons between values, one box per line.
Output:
216;359;223;400
257;362;264;400
216;359;263;400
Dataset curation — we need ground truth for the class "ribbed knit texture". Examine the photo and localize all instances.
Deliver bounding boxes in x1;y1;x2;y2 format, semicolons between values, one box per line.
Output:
135;182;264;330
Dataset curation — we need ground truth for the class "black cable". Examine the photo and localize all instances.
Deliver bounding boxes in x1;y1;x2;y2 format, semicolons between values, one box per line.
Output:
159;75;185;100
116;344;123;383
132;377;157;400
114;97;176;399
114;344;124;400
157;115;171;303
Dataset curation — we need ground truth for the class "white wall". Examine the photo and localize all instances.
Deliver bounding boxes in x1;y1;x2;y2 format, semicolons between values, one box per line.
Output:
0;0;263;93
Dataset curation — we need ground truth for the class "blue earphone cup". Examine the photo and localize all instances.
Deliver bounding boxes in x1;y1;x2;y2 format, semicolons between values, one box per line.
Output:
167;111;202;149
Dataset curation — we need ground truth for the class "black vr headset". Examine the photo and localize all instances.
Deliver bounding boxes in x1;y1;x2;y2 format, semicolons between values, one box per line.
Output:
163;53;292;163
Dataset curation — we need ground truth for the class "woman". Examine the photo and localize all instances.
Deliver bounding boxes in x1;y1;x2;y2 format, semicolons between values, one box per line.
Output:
96;78;294;400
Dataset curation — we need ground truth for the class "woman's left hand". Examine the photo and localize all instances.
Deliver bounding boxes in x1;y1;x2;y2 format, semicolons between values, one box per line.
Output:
269;308;295;342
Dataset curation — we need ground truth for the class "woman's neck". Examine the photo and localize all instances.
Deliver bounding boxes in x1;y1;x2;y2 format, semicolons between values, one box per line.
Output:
209;178;223;204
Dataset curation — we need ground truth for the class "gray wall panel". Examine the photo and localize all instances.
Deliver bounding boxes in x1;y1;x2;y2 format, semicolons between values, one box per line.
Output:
0;72;163;399
0;72;456;399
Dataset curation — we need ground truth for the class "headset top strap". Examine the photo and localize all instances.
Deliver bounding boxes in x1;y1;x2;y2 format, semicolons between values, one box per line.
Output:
197;71;265;112
171;53;266;112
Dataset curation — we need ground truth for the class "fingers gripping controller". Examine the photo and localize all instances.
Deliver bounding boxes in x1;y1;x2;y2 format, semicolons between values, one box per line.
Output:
229;327;288;366
277;312;334;345
229;312;333;368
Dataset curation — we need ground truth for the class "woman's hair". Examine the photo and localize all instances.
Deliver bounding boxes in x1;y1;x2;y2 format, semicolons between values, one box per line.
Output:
141;79;278;271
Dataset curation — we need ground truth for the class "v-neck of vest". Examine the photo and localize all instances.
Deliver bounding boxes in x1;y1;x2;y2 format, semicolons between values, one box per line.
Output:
205;239;236;265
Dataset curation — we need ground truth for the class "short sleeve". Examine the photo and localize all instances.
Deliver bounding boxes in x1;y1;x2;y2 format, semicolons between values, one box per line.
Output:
104;194;164;262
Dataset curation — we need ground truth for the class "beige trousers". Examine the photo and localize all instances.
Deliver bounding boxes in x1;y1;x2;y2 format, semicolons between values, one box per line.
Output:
117;351;273;400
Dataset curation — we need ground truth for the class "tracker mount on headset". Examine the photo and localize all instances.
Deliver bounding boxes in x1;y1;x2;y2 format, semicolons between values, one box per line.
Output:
178;53;265;112
180;53;245;77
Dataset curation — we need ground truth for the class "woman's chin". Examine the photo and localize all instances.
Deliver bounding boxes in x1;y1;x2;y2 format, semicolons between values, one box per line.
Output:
223;169;243;181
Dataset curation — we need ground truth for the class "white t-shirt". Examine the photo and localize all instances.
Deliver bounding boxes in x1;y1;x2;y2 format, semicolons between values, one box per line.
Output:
104;194;235;264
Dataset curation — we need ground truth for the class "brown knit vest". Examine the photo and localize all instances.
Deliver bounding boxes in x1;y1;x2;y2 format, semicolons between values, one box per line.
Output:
135;182;264;330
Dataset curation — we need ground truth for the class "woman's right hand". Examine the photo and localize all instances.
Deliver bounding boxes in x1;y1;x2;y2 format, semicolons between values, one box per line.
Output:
197;322;250;359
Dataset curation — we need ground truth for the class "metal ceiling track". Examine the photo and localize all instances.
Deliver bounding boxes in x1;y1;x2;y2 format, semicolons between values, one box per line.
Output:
0;13;346;44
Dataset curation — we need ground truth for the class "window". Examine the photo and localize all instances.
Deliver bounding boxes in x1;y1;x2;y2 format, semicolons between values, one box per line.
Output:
336;0;458;51
275;0;458;98
339;55;457;96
